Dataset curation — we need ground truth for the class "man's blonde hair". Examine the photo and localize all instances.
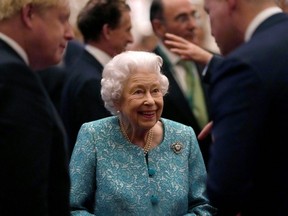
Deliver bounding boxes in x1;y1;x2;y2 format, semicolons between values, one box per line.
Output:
0;0;64;20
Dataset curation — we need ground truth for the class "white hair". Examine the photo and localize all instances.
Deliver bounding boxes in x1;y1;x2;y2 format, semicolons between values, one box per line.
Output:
101;50;169;115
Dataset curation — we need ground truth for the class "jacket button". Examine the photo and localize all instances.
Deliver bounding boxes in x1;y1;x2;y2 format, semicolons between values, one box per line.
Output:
148;168;156;177
151;195;159;205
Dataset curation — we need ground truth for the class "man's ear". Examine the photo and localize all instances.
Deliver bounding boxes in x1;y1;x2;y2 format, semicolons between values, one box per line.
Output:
151;19;166;38
21;3;34;28
227;0;237;12
103;23;112;40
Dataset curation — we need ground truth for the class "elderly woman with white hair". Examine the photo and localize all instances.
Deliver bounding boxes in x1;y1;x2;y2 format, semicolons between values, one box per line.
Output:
69;50;216;215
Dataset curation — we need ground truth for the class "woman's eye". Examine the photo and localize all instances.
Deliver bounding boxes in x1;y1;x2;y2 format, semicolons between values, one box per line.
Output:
133;89;143;94
152;88;160;93
155;88;160;92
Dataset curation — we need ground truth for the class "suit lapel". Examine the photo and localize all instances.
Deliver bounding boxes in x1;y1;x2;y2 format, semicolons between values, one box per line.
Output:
155;47;191;110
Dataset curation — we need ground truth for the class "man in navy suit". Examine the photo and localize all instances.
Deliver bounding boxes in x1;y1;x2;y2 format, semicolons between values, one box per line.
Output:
60;0;134;157
0;0;74;215
203;0;288;215
150;0;212;167
38;40;84;113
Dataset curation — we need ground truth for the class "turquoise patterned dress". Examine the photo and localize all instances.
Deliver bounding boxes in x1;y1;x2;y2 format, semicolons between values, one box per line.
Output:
70;116;216;215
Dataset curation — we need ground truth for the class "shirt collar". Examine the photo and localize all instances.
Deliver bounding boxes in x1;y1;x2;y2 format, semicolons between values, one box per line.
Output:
0;32;29;65
85;44;112;66
158;42;181;65
245;7;282;42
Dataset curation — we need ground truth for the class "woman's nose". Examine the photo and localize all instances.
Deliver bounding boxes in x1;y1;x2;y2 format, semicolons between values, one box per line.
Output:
144;93;155;104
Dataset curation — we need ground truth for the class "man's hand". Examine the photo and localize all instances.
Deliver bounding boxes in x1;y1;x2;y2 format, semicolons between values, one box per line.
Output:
198;121;213;141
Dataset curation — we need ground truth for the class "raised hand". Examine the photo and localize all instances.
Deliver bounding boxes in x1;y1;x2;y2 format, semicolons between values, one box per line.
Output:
164;33;213;65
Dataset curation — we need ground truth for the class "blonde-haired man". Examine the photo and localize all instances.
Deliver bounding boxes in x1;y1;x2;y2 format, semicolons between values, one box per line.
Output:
0;0;74;215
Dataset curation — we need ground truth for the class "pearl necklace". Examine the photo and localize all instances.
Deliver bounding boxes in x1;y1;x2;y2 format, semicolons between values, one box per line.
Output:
119;119;153;155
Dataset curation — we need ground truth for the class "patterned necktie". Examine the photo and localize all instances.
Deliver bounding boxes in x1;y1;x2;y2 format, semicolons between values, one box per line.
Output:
178;60;208;129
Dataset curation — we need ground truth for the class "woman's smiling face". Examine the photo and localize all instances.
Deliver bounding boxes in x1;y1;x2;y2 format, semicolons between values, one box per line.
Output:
117;69;164;131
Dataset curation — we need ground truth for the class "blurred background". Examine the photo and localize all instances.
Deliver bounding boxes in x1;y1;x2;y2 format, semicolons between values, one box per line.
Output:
69;0;220;53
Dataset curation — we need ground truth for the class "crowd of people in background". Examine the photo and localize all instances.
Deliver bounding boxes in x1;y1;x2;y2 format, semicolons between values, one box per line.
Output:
60;0;133;157
1;0;288;215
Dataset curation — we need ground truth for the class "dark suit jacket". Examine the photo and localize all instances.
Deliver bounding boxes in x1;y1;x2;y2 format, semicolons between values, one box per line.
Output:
38;66;67;113
154;46;212;167
207;13;288;216
38;40;84;113
0;39;70;215
60;50;111;156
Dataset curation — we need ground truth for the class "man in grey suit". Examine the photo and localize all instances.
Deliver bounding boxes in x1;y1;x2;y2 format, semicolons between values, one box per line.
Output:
61;0;133;157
